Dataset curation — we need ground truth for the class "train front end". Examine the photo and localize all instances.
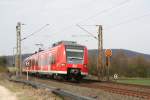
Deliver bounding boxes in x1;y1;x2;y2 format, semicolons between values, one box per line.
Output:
64;42;88;80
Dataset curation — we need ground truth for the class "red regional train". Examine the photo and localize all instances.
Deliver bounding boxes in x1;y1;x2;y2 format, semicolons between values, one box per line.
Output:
23;41;88;80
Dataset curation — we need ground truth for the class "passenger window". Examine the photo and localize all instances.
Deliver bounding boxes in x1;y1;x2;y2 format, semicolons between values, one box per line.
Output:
31;59;35;66
49;55;52;64
35;58;38;66
51;55;56;64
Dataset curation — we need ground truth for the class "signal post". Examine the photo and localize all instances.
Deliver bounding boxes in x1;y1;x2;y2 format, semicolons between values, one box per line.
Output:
105;49;112;81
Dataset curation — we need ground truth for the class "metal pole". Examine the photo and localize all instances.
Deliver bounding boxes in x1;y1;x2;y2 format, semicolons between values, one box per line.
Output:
13;47;17;76
27;67;29;80
106;56;110;81
108;57;110;81
13;47;15;67
97;25;103;80
18;22;22;76
16;22;22;77
16;24;19;77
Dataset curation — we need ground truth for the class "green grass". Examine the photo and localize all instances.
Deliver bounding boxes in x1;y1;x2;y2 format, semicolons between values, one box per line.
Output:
0;66;8;73
116;78;150;86
7;67;16;72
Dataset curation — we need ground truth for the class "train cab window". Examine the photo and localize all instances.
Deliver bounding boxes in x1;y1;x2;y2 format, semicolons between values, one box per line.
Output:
65;46;84;64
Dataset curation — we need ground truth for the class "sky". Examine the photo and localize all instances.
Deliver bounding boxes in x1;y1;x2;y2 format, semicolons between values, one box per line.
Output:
0;0;150;55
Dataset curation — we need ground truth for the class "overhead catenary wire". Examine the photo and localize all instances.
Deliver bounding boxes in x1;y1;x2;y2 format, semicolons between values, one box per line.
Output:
46;0;131;38
21;24;49;41
22;0;136;45
105;12;150;30
75;12;150;40
66;0;131;40
76;24;98;40
77;0;131;24
72;34;91;37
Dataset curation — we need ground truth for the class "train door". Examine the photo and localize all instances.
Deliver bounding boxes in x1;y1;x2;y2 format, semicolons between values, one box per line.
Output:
48;53;52;72
33;56;36;71
38;54;43;71
41;54;45;71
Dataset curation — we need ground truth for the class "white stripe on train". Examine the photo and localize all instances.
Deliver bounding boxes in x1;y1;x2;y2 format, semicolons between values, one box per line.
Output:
22;69;88;75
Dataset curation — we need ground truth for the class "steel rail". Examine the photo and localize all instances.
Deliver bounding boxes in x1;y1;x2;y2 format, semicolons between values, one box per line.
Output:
8;78;95;100
11;74;150;100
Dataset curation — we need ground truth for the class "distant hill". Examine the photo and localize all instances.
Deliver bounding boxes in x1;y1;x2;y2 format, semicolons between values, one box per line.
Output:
4;49;150;67
89;49;150;60
4;54;31;67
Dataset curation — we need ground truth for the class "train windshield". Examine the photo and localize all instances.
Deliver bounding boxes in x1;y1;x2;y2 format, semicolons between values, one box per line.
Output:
66;46;84;64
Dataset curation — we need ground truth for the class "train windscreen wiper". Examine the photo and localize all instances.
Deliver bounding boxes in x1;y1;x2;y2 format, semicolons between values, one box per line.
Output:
68;57;83;60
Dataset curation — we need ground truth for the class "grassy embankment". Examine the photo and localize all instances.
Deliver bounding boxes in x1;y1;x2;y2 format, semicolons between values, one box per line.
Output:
116;78;150;86
88;75;150;86
0;66;62;100
0;66;8;73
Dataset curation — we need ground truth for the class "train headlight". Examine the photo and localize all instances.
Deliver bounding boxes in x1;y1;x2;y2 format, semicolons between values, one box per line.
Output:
61;63;66;67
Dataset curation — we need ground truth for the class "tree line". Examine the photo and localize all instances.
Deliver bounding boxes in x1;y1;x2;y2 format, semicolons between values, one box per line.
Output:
0;56;7;67
0;56;8;72
88;50;150;78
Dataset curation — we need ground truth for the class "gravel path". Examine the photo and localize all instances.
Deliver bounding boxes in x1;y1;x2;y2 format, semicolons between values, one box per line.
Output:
30;78;144;100
19;75;147;100
0;85;17;100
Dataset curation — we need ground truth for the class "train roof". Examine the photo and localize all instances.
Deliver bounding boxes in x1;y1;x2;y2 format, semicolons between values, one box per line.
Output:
52;41;83;47
24;41;86;61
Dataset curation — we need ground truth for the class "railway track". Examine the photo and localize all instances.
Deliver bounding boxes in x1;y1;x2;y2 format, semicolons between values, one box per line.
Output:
62;79;150;99
75;82;150;99
9;78;95;100
14;75;150;100
98;85;150;99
